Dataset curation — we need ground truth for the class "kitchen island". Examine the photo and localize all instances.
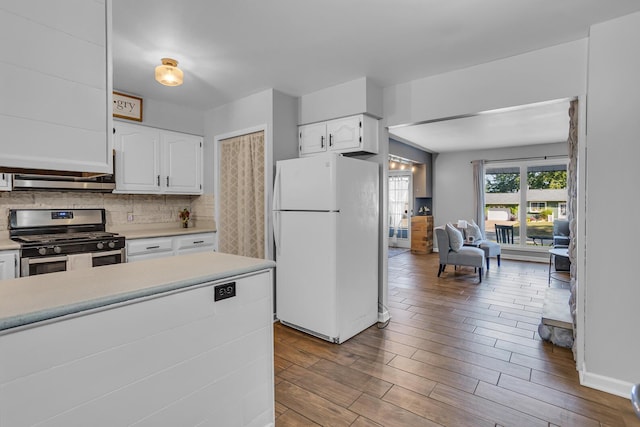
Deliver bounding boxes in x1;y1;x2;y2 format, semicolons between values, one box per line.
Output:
0;252;275;427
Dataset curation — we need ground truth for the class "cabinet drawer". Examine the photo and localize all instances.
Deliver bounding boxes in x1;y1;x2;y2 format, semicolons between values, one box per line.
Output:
174;233;215;251
127;237;174;256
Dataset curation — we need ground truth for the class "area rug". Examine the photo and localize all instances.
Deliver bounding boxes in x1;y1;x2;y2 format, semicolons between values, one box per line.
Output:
388;247;410;258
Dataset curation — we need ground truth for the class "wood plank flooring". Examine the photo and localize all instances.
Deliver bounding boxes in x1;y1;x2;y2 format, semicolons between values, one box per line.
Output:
274;252;640;426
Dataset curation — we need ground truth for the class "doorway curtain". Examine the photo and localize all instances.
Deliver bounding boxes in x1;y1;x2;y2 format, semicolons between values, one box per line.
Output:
218;131;265;258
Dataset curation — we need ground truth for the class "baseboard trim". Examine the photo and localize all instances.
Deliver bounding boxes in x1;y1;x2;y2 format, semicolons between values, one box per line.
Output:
580;366;635;398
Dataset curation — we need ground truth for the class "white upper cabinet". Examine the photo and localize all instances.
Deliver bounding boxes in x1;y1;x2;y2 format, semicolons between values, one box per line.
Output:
299;114;378;157
163;131;203;194
114;123;161;193
0;1;113;174
0;173;12;191
114;122;203;195
299;123;328;156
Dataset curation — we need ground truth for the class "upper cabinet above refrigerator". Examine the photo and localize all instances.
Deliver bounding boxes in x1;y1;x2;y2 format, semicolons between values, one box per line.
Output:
298;114;379;157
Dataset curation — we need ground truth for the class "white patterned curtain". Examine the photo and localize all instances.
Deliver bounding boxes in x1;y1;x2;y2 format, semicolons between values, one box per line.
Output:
472;160;486;236
218;131;265;258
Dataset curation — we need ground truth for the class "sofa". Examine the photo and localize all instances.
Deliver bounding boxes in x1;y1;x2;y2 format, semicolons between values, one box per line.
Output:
435;226;485;283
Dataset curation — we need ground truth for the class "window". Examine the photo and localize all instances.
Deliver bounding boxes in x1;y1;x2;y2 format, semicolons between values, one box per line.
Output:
484;159;568;248
529;202;546;212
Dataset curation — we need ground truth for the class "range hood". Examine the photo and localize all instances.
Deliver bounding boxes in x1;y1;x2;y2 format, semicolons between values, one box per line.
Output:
12;173;115;192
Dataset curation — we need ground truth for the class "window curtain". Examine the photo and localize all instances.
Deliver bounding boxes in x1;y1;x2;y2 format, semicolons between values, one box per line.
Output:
218;131;265;258
472;160;486;237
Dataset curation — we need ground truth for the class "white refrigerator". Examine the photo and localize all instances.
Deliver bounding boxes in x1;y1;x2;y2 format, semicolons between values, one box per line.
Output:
273;153;379;344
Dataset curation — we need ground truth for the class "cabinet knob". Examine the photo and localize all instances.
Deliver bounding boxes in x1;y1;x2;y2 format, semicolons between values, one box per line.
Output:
321;135;325;148
166;176;169;187
157;175;160;186
329;134;333;147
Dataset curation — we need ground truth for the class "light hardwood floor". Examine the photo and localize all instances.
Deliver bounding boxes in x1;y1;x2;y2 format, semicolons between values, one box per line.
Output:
274;252;639;426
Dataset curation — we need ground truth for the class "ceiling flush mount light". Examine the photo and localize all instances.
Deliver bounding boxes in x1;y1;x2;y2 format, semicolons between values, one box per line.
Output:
155;58;183;86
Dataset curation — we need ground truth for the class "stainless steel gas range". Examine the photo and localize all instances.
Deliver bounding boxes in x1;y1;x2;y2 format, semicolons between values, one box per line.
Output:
9;208;125;277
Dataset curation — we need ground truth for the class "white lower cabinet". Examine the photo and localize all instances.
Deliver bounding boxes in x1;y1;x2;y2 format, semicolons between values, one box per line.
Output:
126;237;174;263
126;232;215;262
0;251;18;280
174;233;216;255
0;173;12;191
0;269;274;426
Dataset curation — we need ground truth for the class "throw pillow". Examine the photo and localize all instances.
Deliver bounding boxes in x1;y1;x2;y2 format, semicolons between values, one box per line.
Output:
467;220;483;242
446;223;464;252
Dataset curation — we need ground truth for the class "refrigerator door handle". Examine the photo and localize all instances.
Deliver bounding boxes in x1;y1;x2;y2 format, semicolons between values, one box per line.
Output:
273;164;281;211
273;211;281;256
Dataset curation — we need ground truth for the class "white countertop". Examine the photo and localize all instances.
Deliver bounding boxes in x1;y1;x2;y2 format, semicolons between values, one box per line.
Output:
0;252;274;332
0;222;217;250
109;221;216;239
0;232;19;251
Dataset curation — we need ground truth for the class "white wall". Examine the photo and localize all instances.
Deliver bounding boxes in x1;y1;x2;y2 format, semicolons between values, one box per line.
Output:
583;11;640;395
298;77;383;124
138;97;205;135
383;39;588;127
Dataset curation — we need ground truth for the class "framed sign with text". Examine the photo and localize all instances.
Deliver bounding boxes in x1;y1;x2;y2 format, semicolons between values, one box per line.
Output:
113;91;143;122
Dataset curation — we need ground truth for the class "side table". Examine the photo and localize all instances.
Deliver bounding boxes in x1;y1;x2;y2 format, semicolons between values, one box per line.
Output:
548;248;570;285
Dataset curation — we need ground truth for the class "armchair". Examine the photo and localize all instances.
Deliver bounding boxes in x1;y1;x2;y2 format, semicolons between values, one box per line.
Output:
553;219;571;271
435;226;485;283
553;220;570;247
464;220;501;270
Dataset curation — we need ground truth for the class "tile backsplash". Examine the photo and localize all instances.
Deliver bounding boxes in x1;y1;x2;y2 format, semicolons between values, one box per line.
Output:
0;191;214;231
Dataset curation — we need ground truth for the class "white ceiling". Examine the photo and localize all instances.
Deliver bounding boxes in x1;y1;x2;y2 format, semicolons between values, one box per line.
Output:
388;99;572;153
112;0;640;151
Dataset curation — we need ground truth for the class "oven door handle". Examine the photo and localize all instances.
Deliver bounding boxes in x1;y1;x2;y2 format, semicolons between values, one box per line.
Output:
25;255;69;265
92;250;124;258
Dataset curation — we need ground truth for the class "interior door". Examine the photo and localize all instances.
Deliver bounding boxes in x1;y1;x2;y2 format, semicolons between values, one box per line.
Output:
388;171;412;249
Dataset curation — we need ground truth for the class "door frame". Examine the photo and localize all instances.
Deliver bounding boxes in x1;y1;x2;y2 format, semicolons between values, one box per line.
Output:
388;169;413;249
214;124;270;260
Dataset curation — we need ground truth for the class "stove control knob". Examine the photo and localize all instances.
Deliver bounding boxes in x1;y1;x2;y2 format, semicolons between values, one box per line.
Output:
53;246;62;254
96;242;104;250
108;241;116;249
38;247;47;256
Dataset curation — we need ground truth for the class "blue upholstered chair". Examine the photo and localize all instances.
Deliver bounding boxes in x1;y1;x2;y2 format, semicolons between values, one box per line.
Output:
435;226;485;283
464;221;501;270
553;220;570;247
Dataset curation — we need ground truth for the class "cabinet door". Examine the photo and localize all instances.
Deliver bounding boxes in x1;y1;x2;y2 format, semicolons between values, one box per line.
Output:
0;252;17;280
0;173;12;191
174;233;215;255
163;132;203;194
299;123;327;156
114;123;161;193
327;116;361;152
126;237;174;262
0;2;112;174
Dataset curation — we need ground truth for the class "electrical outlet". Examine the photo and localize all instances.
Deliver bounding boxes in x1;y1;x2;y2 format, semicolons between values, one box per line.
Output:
127;212;134;222
214;282;236;301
